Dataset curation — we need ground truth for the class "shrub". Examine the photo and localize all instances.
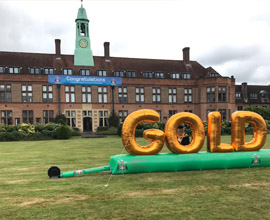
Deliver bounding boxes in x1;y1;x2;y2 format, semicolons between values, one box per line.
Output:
54;114;67;125
0;132;7;141
108;112;119;127
55;125;72;139
72;127;81;136
96;127;118;135
6;131;24;141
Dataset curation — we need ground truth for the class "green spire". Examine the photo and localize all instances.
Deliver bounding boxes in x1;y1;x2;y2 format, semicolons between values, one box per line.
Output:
74;1;94;66
76;7;88;21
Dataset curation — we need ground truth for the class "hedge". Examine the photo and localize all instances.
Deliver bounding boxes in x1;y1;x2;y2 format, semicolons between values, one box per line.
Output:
0;123;79;141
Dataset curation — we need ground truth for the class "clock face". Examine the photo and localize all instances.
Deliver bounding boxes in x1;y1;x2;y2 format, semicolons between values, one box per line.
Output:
79;39;88;48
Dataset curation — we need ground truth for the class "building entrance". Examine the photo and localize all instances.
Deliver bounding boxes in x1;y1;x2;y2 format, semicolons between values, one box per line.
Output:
83;117;92;132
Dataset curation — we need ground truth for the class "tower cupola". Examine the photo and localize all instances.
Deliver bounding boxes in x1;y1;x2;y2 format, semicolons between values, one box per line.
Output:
74;1;94;66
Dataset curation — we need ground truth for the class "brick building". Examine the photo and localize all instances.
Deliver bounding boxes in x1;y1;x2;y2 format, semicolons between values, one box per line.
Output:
0;4;268;132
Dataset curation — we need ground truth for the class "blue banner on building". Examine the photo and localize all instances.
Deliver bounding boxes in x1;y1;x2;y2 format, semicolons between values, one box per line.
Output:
48;75;122;86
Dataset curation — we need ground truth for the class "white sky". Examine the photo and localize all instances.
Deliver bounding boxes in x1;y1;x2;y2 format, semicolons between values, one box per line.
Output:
0;0;270;85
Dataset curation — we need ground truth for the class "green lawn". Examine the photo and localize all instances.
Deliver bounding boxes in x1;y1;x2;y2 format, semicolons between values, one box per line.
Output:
0;135;270;220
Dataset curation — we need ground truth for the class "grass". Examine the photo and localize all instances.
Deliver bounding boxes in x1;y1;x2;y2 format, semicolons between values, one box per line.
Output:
0;135;270;220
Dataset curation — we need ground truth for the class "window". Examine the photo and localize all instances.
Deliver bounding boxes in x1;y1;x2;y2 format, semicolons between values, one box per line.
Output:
0;84;11;102
22;85;33;102
119;110;128;123
82;110;92;117
136;87;144;103
63;68;73;75
169;88;177;103
207;87;215;102
8;67;20;74
42;85;53;102
82;86;91;103
0;66;5;73
209;73;219;77
184;110;193;113
96;70;107;76
80;69;90;76
182;73;191;79
184;88;192;103
98;86;108;103
29;67;41;74
118;87;127;103
43;110;54;124
99;110;109;127
235;92;241;99
36;118;41;124
22;110;33;124
1;110;12;125
65;86;75;103
218;87;226;102
155;72;164;79
169;110;177;117
250;93;257;99
44;68;54;75
126;71;136;78
152;88;161;103
170;73;180;79
237;106;243;110
142;72;153;78
65;110;76;127
218;109;227;121
15;118;20;125
114;71;124;77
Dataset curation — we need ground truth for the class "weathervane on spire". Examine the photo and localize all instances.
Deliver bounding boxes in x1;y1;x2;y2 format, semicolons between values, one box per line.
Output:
81;0;83;8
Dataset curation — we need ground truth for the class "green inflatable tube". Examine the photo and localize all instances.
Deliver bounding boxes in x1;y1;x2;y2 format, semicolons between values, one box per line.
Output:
109;149;270;174
49;149;270;178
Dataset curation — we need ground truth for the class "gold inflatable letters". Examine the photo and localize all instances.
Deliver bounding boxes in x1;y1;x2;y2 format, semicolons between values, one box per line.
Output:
121;109;267;155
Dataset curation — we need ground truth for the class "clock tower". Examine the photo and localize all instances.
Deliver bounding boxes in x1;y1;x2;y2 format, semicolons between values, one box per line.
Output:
74;1;94;66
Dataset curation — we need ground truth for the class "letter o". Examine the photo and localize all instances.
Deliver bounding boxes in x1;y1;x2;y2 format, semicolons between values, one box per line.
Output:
121;109;165;155
165;112;205;154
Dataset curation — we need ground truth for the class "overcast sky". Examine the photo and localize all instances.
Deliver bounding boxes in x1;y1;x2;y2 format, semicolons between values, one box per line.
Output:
0;0;270;85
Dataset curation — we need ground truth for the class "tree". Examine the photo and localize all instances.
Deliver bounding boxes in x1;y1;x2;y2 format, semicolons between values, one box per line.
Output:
244;106;270;120
108;112;120;127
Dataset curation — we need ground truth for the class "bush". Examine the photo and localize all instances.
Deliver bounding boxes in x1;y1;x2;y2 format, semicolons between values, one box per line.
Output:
55;125;72;139
72;127;81;136
0;132;7;141
54;114;67;125
108;112;119;127
96;127;118;135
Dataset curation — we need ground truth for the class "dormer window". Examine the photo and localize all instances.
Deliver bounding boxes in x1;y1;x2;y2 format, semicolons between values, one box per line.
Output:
80;69;90;76
29;67;41;74
114;71;124;77
155;72;164;79
44;68;54;75
209;72;219;77
250;93;257;99
142;72;153;78
96;70;107;77
126;71;136;78
0;66;5;73
182;73;191;79
63;68;73;75
170;73;180;79
9;67;20;74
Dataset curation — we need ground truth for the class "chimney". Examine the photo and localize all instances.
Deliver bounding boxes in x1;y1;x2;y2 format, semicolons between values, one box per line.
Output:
183;47;190;63
241;82;248;103
104;42;110;59
55;39;61;57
